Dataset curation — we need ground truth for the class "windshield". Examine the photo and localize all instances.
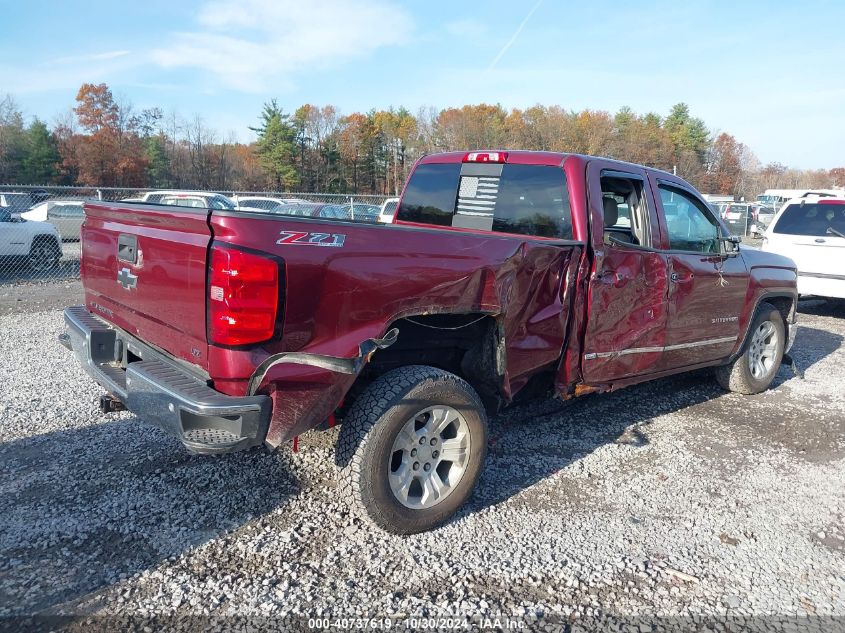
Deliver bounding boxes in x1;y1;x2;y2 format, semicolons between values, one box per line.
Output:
773;202;845;237
396;162;572;239
1;193;32;212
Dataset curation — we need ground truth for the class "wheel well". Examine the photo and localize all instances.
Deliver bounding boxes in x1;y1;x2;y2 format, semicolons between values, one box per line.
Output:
348;314;505;414
764;295;793;327
735;295;794;356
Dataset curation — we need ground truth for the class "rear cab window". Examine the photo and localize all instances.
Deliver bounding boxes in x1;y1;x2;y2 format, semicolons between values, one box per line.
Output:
772;201;845;237
396;161;573;239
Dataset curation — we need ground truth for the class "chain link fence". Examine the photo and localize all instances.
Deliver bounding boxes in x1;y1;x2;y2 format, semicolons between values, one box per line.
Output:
0;186;393;284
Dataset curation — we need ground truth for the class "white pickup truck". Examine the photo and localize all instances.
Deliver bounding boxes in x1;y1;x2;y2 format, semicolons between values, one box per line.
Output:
0;207;63;272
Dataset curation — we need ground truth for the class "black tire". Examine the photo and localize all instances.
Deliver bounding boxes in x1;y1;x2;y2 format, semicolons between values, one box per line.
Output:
336;365;487;535
715;302;785;394
28;236;61;273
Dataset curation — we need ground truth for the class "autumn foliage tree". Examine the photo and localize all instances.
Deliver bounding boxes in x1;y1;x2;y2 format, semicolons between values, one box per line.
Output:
3;85;844;201
65;83;148;186
707;133;743;195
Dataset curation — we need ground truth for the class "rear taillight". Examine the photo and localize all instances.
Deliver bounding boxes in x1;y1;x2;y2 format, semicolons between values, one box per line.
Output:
208;245;279;346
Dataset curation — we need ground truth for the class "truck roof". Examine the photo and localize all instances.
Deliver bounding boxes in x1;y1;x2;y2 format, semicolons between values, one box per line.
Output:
418;150;569;167
416;150;678;179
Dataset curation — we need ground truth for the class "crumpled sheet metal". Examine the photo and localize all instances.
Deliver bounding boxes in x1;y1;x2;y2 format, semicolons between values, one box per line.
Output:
250;218;584;445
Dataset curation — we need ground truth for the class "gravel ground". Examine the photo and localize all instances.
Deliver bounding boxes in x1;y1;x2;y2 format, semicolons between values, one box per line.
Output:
0;242;80;286
0;287;844;631
0;280;81;316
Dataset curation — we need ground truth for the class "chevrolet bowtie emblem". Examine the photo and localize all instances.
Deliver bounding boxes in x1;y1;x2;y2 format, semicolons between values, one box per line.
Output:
117;267;138;290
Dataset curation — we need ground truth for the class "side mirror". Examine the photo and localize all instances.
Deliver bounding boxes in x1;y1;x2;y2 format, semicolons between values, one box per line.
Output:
719;234;741;256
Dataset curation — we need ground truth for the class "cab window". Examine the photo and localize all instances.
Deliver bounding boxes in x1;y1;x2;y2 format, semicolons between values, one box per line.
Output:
658;186;720;253
600;173;652;247
397;163;573;239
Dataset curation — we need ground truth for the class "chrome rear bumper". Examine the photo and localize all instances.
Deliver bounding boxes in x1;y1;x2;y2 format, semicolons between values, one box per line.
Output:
61;306;271;454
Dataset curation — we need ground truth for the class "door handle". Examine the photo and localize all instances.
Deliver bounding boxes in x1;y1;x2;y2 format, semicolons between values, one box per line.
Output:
670;272;694;283
118;234;138;264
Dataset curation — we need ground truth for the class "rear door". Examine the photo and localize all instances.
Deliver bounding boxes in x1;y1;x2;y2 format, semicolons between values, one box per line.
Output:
651;180;748;369
81;202;213;369
580;160;670;383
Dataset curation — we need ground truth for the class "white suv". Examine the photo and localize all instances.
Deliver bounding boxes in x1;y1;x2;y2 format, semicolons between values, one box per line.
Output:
378;197;400;223
761;196;845;299
0;208;63;272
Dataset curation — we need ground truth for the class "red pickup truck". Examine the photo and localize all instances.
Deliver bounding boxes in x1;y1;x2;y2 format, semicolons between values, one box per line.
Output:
62;151;798;534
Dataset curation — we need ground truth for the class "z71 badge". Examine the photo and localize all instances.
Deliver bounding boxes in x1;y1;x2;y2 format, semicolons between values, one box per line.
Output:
276;231;346;248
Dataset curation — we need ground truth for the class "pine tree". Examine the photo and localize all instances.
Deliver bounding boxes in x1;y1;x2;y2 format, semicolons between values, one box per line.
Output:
252;101;298;190
19;119;60;184
664;103;710;159
144;134;171;187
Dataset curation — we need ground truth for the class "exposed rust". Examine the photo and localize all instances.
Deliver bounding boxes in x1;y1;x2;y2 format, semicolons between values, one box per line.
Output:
561;383;607;400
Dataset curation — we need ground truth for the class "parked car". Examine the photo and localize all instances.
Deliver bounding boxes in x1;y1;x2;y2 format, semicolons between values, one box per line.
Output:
378;197;400;223
709;202;729;218
61;150;797;534
160;195;211;209
761;196;845;299
22;200;86;241
140;191;237;210
231;196;290;211
720;202;757;235
270;202;381;222
0;207;62;272
1;192;38;215
749;205;777;236
344;202;381;220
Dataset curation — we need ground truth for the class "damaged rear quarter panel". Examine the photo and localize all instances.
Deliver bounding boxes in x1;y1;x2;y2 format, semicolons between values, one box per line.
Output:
210;213;583;445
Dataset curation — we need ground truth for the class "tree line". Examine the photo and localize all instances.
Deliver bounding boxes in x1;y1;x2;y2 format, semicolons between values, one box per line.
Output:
0;84;843;199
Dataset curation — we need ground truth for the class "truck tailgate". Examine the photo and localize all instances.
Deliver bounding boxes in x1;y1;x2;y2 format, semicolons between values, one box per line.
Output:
81;202;212;371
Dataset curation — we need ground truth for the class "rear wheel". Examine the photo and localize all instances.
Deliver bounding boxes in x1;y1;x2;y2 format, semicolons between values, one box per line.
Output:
336;365;487;534
28;237;61;272
715;302;785;394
